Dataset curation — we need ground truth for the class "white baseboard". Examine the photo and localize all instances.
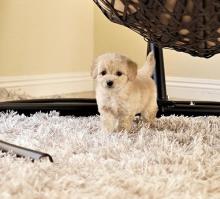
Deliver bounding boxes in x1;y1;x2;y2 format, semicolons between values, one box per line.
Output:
0;74;219;101
0;73;94;97
166;77;220;101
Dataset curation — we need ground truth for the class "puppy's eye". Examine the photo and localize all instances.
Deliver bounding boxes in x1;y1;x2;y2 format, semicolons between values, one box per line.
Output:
116;71;122;76
101;70;106;76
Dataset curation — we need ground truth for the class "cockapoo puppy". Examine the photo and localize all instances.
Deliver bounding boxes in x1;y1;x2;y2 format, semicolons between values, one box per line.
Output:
91;52;158;132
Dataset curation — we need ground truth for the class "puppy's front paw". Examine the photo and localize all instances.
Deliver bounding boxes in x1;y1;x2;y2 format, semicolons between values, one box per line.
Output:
101;125;114;133
100;116;118;133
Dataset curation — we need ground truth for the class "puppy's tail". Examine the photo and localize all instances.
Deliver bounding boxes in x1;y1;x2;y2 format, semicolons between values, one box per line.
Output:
138;52;156;77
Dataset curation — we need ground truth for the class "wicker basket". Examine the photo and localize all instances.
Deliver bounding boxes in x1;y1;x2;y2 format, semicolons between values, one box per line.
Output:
94;0;220;58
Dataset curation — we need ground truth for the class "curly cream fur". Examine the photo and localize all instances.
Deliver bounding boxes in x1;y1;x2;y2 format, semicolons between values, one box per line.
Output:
92;52;157;132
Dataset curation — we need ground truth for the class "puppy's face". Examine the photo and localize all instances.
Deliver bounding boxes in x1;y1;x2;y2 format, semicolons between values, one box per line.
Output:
91;53;137;91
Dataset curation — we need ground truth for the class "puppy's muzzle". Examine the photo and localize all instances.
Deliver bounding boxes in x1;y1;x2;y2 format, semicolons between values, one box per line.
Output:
106;80;114;88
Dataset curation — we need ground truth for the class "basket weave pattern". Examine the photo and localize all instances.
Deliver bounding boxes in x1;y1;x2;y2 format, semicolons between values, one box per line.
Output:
94;0;220;58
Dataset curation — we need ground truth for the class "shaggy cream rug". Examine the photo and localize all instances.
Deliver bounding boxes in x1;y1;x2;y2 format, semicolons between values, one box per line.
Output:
0;111;219;199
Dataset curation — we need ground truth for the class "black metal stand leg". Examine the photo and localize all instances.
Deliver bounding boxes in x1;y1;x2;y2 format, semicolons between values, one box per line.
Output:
147;43;168;102
0;140;53;162
147;43;168;116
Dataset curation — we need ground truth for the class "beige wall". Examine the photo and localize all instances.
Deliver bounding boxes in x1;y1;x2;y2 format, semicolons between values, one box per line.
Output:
94;6;147;67
164;50;220;79
0;0;94;76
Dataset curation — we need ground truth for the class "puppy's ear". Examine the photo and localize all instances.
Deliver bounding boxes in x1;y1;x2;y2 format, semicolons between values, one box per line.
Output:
91;59;98;79
127;59;137;81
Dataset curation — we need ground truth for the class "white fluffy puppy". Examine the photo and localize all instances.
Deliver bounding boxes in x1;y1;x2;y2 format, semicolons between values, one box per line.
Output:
91;52;158;132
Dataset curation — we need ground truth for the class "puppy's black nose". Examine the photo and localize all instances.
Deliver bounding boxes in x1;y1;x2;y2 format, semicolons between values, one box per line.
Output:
107;80;113;87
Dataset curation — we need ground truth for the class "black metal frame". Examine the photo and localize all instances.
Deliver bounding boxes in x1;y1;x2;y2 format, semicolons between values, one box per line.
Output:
0;140;53;162
0;43;219;116
148;43;220;117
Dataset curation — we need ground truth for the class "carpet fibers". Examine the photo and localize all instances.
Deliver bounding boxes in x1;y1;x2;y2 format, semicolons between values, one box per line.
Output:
0;111;219;199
